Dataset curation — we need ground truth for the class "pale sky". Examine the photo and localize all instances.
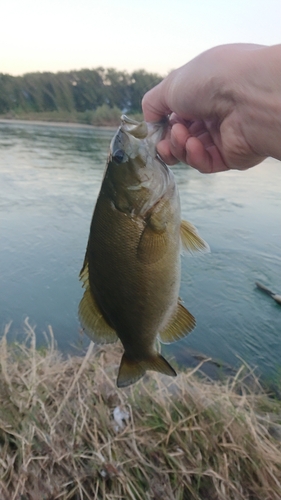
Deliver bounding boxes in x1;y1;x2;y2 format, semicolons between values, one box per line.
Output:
1;0;280;76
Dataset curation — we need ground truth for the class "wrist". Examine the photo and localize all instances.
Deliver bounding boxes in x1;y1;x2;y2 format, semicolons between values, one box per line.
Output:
235;45;281;160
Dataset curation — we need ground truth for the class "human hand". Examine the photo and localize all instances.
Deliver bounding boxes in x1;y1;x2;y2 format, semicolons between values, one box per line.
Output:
142;44;281;173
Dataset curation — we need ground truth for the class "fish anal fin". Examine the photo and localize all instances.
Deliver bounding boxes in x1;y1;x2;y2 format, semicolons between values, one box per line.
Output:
78;288;118;344
180;220;209;253
117;352;176;388
159;302;196;344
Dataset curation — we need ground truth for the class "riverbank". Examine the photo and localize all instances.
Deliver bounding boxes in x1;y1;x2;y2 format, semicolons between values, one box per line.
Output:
0;117;117;131
0;107;143;128
1;320;281;500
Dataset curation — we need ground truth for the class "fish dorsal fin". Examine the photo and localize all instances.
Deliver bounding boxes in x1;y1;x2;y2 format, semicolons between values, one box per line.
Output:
79;259;118;344
159;302;196;344
180;220;209;253
117;352;176;388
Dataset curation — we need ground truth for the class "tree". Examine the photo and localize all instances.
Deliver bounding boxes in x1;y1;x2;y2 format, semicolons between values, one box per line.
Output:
0;67;164;116
129;70;162;113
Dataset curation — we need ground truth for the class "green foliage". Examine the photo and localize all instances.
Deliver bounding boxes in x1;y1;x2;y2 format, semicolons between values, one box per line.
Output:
90;104;122;126
130;69;162;113
0;67;163;118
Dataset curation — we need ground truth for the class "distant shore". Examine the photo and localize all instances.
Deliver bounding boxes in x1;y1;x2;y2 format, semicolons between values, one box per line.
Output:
0;117;117;130
0;108;143;129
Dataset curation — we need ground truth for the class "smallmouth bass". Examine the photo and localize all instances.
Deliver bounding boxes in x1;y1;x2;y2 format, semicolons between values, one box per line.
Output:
79;115;208;387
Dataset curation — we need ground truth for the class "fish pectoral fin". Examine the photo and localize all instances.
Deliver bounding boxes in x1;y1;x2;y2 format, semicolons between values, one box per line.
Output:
137;226;168;264
78;288;118;344
117;352;177;388
159;302;196;344
137;212;168;264
180;220;209;253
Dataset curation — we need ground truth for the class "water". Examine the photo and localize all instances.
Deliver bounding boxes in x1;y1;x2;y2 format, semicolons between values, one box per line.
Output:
0;120;280;380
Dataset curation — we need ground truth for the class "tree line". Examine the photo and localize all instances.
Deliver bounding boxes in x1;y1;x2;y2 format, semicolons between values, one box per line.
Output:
0;68;163;116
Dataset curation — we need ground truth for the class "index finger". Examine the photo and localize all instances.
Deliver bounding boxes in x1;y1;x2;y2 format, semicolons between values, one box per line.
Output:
142;81;171;122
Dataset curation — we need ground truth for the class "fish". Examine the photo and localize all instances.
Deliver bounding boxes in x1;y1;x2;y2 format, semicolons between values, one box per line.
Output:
79;115;208;388
255;282;281;305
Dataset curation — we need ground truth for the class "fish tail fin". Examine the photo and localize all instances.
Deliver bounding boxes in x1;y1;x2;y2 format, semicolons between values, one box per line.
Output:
117;352;177;388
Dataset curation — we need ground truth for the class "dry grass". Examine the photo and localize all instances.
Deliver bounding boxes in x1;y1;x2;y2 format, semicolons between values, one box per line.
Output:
0;319;281;500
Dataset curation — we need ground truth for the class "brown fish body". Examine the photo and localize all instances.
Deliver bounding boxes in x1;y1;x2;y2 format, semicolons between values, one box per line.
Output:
87;166;181;358
79;116;208;387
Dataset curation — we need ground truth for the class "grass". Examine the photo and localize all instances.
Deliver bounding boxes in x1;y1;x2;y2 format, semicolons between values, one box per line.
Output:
0;319;281;499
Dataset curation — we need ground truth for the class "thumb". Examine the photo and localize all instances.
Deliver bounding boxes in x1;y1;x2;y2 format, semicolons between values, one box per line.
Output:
142;81;171;122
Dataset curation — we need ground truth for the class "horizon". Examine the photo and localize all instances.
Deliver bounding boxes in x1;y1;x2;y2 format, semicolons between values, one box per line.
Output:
1;66;165;78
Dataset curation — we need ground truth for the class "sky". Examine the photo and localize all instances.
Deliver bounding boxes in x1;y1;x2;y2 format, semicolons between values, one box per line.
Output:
1;0;280;76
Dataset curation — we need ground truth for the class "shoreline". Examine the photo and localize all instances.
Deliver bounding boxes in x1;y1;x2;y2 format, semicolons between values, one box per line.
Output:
0;117;117;130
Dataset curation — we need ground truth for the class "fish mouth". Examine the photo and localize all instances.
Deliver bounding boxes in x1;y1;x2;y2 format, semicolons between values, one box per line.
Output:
121;115;140;126
110;115;168;165
120;115;148;139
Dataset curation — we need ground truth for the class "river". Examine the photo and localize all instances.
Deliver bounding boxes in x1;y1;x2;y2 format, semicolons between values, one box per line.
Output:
0;120;280;381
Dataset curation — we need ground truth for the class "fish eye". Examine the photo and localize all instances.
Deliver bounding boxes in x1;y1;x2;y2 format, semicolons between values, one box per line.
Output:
113;149;125;164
